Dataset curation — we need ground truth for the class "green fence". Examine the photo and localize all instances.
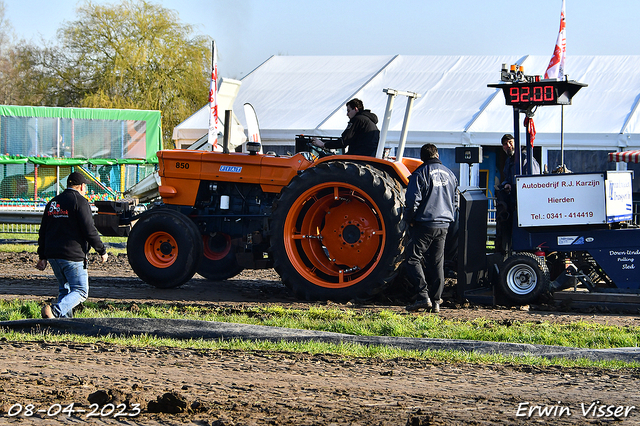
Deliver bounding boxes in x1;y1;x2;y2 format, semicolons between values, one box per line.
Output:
0;157;156;206
0;105;161;207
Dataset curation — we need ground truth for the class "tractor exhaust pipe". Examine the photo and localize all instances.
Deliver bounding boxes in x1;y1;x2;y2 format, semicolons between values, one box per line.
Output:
223;109;231;154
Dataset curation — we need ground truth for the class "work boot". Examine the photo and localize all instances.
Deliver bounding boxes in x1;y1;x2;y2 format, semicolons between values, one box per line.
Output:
41;304;54;319
406;297;432;312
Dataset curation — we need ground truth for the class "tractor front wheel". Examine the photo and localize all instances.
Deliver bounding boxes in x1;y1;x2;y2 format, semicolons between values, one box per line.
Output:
127;209;203;288
196;233;244;281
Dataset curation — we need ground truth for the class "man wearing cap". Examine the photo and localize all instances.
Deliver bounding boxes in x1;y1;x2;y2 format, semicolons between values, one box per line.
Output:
36;172;108;318
404;144;457;313
496;134;541;253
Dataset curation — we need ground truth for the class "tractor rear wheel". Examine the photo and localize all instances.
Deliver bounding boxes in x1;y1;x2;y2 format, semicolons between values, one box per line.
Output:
127;208;203;288
270;161;406;301
197;233;244;281
498;252;550;305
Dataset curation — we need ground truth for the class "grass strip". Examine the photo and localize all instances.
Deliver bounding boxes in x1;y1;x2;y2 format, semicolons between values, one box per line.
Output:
0;329;637;370
1;300;638;350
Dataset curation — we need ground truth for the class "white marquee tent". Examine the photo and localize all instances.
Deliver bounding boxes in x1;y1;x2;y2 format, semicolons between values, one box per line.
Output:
174;55;640;189
228;55;640;154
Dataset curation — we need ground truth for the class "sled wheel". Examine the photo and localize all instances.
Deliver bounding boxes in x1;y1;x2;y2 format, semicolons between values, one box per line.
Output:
270;161;406;301
197;233;244;281
127;209;202;288
499;252;550;305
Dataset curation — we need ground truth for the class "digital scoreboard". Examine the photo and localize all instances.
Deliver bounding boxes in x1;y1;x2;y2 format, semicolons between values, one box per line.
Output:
488;79;587;109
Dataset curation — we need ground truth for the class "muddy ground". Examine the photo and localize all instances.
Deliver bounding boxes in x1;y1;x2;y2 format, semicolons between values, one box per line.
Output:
1;251;639;425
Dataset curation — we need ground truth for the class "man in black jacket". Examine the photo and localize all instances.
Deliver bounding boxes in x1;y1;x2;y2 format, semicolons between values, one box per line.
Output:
495;134;541;253
312;98;380;156
404;144;457;313
37;172;108;318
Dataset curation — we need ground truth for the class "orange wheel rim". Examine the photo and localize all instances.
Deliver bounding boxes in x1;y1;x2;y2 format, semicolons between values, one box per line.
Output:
203;234;231;261
283;181;384;288
144;231;178;268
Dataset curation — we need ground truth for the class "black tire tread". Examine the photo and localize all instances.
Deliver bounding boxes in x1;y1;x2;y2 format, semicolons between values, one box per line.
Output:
499;251;550;305
127;208;202;288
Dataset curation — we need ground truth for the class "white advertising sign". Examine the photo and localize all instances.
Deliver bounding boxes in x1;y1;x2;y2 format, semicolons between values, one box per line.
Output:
605;171;633;222
517;173;606;227
517;171;634;227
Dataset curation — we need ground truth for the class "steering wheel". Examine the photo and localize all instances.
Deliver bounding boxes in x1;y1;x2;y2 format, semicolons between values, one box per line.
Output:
306;141;333;158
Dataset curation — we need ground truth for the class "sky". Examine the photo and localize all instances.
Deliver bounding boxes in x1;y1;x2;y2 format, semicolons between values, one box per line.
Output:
4;0;640;80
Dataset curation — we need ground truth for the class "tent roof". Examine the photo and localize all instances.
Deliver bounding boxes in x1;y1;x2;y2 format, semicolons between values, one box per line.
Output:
230;55;640;150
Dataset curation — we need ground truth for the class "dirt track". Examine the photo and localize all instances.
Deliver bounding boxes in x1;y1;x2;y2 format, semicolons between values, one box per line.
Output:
1;252;640;425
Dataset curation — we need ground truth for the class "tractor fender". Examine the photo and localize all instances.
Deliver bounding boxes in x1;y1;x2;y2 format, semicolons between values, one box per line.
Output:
308;155;420;187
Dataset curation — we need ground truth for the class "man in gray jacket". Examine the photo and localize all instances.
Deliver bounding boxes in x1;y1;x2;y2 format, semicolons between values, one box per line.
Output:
404;144;457;313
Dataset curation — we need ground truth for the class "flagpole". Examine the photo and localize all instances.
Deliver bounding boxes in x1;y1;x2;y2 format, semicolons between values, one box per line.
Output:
544;0;567;171
208;40;219;151
560;105;565;170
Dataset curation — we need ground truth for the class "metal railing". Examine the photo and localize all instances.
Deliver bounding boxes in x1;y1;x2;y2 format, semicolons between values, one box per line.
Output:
0;223;39;234
0;209;43;234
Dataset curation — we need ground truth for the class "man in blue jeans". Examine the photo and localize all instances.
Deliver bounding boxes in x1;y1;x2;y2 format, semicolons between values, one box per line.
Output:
36;172;108;318
404;144;457;313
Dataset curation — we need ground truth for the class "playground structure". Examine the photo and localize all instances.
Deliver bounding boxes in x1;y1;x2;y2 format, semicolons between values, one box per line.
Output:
0;106;161;208
1;159;155;206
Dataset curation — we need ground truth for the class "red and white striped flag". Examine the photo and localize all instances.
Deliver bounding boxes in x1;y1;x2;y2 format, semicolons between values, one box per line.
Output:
544;0;566;80
208;40;220;150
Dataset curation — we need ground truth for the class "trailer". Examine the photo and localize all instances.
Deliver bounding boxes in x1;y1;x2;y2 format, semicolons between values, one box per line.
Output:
457;66;640;309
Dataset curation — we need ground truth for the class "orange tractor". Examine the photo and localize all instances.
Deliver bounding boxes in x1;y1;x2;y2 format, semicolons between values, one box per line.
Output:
97;143;422;301
96;91;424;301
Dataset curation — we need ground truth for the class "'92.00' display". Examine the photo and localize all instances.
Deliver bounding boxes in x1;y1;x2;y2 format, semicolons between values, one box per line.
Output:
507;84;558;106
489;78;586;109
